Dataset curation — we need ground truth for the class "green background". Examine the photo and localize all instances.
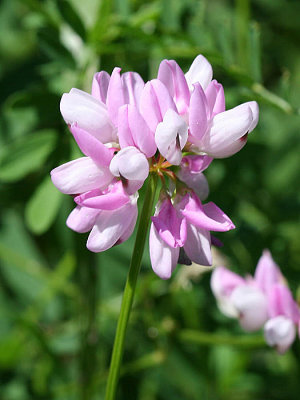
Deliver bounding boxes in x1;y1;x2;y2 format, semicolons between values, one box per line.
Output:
0;0;299;399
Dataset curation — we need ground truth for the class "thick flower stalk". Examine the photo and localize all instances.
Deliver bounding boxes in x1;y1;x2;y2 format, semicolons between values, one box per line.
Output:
51;54;259;277
211;250;300;353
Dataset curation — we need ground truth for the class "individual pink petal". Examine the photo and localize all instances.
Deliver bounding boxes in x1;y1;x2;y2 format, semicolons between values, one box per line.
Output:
247;101;259;132
109;146;149;182
204;135;248;158
106;68;145;126
264;316;296;354
74;180;130;210
116;105;135;148
152;198;187;248
157;59;190;114
92;71;110;103
205;79;225;118
183;224;212;265
181;155;213;173
60;88;114;143
155;109;188;165
123;179;145;195
149;223;179;280
230;285;268;331
202;202;235;231
87;198;138;252
139;79;177;132
185;54;213;91
157;60;177;98
115;201;138;245
180;193;235;232
70;124;113;167
50;157;113;195
118;104;156;157
201;102;255;158
106;67;125;126
121;71;144;106
66;205;100;233
254;249;284;296
177;170;209;201
189;83;208;143
268;284;300;323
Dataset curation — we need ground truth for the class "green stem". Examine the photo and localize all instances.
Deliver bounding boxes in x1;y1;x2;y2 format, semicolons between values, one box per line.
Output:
178;329;265;348
105;173;158;400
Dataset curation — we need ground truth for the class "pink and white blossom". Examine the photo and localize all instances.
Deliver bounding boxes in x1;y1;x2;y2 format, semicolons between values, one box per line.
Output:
157;55;259;158
149;193;235;279
52;54;259;267
211;251;300;353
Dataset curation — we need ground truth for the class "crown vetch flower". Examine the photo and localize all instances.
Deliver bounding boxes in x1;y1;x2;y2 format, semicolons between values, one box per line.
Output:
211;251;300;352
149;192;235;279
157;55;259;158
51;54;259;275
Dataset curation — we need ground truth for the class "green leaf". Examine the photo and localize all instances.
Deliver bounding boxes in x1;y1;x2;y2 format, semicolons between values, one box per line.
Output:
0;130;57;182
56;0;86;40
0;333;25;367
37;26;76;67
48;322;81;355
25;176;62;235
0;240;48;302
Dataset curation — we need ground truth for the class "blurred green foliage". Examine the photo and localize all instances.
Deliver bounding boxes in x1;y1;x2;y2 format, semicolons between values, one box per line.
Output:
0;0;300;399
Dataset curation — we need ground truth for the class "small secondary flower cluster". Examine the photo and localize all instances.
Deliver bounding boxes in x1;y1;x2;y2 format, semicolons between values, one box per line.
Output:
51;55;259;279
211;250;300;353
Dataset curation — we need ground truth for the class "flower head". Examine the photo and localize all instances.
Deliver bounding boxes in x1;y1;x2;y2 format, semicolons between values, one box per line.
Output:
211;251;300;353
51;54;259;276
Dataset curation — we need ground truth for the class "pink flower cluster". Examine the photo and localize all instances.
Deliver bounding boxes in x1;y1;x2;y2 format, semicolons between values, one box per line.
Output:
51;54;259;279
211;250;300;353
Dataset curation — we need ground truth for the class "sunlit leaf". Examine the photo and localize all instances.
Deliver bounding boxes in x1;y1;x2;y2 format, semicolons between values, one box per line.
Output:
0;130;56;182
25;176;62;235
56;0;86;40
